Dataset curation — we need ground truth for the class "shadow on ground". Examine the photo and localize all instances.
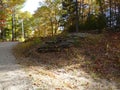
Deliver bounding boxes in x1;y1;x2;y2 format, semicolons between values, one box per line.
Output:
14;33;120;89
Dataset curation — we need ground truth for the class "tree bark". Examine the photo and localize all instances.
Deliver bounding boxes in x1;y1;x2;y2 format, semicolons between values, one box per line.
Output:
11;8;15;41
75;0;79;32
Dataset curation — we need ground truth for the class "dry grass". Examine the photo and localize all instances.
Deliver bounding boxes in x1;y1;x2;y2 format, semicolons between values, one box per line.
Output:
13;33;120;90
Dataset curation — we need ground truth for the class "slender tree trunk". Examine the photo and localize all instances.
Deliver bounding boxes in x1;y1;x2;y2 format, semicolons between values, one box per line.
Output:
99;0;104;15
80;0;84;23
118;1;120;26
75;0;79;32
109;0;112;27
114;1;117;26
54;12;57;34
14;12;16;40
11;8;15;41
50;18;54;36
21;19;24;39
0;27;3;40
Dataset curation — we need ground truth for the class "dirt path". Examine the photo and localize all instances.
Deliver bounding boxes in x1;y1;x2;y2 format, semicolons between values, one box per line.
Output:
0;42;33;90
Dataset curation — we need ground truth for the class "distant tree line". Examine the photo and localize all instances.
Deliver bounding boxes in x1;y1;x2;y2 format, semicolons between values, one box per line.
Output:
0;0;120;41
60;0;120;32
0;0;33;41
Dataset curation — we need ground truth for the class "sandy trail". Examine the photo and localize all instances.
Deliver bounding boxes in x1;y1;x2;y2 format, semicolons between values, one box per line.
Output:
0;42;33;90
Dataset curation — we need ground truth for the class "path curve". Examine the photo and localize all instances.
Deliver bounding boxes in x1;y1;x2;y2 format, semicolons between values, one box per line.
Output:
0;42;33;90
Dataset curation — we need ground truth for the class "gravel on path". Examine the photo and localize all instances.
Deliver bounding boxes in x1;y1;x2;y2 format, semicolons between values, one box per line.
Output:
0;42;33;90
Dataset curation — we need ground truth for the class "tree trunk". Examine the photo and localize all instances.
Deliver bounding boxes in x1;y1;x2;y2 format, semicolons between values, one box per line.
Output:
50;18;54;36
11;9;15;41
75;0;79;32
109;0;112;27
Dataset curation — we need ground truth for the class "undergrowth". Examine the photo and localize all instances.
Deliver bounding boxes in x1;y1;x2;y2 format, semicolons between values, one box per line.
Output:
13;37;41;57
13;32;120;85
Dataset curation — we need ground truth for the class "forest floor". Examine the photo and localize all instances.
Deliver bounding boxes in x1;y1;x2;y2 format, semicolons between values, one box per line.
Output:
0;42;33;90
14;32;120;90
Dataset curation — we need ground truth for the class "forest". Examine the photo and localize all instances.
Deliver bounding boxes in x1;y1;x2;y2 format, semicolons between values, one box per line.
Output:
0;0;120;40
0;0;120;90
